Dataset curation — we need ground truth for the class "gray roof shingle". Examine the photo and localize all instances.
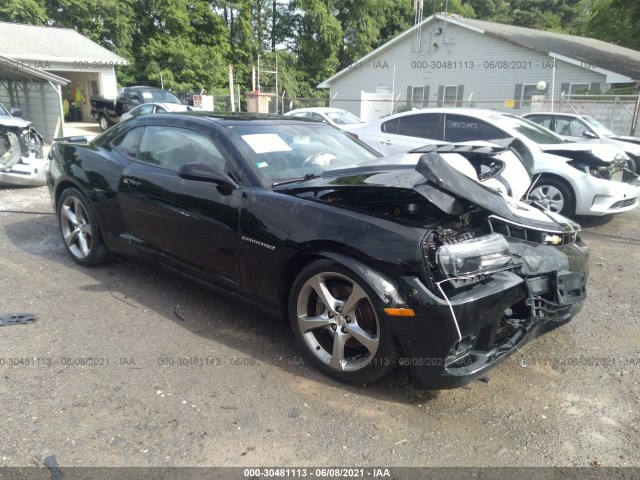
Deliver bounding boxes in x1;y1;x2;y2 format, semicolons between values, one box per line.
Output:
0;21;127;64
459;17;640;81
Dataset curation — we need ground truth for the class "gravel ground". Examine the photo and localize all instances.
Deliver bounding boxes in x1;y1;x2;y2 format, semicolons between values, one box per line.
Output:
0;185;638;470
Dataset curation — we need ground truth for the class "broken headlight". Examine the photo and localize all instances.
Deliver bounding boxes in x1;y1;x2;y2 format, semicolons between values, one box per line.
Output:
436;233;512;278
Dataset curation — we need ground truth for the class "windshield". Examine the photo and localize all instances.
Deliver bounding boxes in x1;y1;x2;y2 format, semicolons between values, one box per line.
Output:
0;103;10;116
224;122;381;183
326;111;363;125
141;90;182;104
499;114;566;144
582;116;616;137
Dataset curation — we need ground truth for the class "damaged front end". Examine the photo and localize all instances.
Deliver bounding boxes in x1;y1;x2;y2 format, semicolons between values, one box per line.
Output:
0;122;45;186
545;144;639;183
393;150;589;388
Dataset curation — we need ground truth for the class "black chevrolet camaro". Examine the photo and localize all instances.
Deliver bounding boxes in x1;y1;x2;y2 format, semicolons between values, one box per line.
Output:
46;113;589;389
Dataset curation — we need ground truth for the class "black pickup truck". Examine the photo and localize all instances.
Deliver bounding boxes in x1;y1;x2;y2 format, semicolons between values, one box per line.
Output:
90;86;183;131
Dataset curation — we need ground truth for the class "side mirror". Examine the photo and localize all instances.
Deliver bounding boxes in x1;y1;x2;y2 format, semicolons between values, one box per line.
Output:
10;107;22;117
177;162;238;189
583;131;597;139
131;98;140;105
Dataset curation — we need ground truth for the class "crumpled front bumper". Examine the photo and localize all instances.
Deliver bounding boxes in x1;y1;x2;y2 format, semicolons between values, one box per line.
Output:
0;155;47;186
390;239;589;390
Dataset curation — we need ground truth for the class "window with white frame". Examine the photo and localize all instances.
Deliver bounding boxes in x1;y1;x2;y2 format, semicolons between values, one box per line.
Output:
443;85;459;106
411;86;425;106
569;83;590;95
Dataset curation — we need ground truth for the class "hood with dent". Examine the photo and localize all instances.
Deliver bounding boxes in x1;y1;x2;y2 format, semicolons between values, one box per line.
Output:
275;152;574;233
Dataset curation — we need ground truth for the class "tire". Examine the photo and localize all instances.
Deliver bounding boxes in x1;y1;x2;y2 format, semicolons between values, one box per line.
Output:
57;188;112;266
98;114;111;131
288;260;399;384
528;176;575;217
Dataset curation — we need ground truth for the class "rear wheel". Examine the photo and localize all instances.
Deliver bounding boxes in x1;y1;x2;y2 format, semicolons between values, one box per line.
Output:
288;260;398;384
528;177;575;217
98;114;111;131
58;188;112;266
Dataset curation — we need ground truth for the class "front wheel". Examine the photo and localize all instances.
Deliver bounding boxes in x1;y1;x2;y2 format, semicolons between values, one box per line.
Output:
528;177;575;217
288;260;399;384
58;188;112;266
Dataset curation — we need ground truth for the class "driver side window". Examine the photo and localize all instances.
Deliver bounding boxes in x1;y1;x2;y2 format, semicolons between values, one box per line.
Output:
136;126;227;171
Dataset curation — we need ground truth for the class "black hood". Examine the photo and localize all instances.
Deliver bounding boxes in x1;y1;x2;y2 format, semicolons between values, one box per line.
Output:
274;152;577;234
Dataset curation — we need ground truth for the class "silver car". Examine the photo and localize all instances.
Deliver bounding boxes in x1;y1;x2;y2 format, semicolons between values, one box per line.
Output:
0;103;45;187
346;108;640;217
522;112;640;173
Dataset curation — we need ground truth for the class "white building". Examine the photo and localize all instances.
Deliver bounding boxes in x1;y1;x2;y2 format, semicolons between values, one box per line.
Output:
318;14;640;121
0;21;127;142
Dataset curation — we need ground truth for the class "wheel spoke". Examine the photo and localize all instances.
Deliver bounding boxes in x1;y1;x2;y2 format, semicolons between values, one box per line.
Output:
308;275;339;312
297;314;333;333
75;199;86;224
341;283;367;316
328;332;348;370
345;323;379;355
78;232;90;255
62;204;77;225
64;228;79;246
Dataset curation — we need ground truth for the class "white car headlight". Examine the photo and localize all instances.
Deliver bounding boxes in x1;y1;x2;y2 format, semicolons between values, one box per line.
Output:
436;234;512;278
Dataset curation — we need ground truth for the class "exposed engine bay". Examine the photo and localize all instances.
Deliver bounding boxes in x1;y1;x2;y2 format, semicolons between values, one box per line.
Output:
0;125;43;168
0;123;45;186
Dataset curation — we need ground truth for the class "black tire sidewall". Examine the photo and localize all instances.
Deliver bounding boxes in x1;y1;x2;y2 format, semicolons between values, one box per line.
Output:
288;259;398;384
57;188;109;266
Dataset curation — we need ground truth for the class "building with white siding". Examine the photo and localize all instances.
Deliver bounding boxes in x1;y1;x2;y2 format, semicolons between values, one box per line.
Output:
318;14;640;121
0;22;127;141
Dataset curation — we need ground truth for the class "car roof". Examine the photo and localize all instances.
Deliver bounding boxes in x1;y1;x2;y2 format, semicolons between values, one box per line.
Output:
133;111;323;127
522;112;583;117
287;107;347;113
372;107;509;123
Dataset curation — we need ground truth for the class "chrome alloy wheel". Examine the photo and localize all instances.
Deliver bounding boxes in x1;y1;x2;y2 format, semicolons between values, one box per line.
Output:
60;195;93;259
295;272;380;372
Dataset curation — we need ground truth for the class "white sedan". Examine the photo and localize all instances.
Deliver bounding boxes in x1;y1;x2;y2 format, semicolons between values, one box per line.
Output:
347;108;640;217
284;107;364;130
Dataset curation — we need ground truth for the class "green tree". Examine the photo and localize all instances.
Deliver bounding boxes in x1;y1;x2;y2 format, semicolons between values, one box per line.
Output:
45;0;135;56
588;0;640;48
0;0;46;23
292;0;343;88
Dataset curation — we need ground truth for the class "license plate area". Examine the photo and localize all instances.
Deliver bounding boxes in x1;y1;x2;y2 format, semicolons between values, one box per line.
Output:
555;270;586;305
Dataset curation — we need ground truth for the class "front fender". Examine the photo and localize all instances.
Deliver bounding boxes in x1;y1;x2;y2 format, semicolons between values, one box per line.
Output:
310;250;410;309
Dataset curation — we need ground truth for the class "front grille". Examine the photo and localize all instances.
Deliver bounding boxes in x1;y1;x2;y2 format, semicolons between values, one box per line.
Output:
487;216;576;245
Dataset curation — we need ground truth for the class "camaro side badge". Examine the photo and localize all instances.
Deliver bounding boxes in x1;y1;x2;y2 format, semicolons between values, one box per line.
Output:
241;236;276;250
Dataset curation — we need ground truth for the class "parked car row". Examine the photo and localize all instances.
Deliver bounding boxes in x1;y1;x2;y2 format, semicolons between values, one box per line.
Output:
341;108;640;217
46;112;590;389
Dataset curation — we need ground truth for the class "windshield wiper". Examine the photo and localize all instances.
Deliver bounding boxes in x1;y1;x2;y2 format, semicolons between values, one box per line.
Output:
272;173;321;187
